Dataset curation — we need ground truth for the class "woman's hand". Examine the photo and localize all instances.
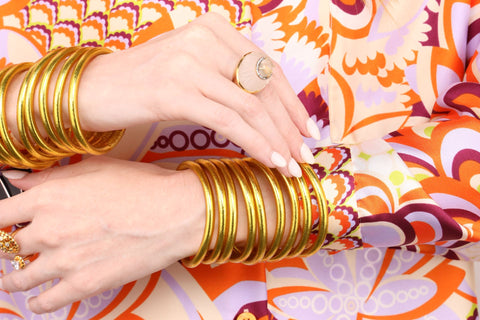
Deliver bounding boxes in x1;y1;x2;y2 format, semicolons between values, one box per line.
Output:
0;157;206;314
78;12;319;176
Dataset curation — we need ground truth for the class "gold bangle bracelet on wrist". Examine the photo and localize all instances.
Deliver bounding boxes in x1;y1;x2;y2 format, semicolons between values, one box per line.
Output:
177;157;329;266
233;158;267;265
245;158;285;261
227;159;257;263
177;161;215;268
299;163;329;256
289;175;312;257
211;159;238;264
197;159;227;264
68;47;125;154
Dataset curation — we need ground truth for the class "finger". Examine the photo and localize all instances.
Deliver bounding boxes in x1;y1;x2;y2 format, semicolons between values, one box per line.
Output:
195;72;297;169
194;13;316;139
1;254;54;294
0;192;35;228
7;226;38;256
256;84;315;165
1;157;104;190
269;68;321;140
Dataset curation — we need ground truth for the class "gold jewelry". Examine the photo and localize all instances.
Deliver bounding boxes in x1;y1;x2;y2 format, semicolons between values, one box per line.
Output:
177;161;215;268
0;230;20;254
269;171;300;261
177;157;328;266
11;255;31;270
234;52;274;93
68;47;125;154
210;159;238;264
233;159;267;265
245;158;285;260
197;159;227;264
299;163;329;256
227;159;257;263
289;175;312;257
0;64;30;167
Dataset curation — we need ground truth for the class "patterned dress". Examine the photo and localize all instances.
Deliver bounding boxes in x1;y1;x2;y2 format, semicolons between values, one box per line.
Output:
1;0;480;319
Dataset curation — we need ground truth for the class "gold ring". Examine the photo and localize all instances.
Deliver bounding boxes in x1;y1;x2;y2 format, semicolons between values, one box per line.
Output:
11;255;31;270
0;230;20;254
234;52;274;93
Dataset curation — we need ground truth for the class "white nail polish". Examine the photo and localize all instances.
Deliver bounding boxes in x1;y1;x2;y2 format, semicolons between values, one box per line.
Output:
300;143;315;164
2;170;28;180
288;159;302;177
271;152;287;167
307;118;321;140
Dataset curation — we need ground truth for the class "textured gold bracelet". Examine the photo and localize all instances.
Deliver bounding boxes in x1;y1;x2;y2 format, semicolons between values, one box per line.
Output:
177;161;215;268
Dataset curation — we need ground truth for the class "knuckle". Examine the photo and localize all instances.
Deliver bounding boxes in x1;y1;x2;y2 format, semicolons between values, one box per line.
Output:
35;297;56;313
239;98;263;120
8;274;28;291
183;23;216;44
211;108;239;129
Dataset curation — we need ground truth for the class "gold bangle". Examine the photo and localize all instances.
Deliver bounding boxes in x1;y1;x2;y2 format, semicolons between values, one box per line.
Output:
53;47;90;153
19;48;68;160
197;159;226;264
211;159;238;264
289;175;312;257
245;158;285;261
68;47;125;154
39;47;77;149
234;158;267;265
269;172;299;261
225;159;257;263
177;161;215;268
299;163;329;256
0;64;30;167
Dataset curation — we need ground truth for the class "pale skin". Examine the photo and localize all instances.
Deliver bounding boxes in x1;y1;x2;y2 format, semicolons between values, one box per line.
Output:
0;12;317;313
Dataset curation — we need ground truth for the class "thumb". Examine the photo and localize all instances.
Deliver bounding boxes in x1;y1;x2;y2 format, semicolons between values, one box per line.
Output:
1;169;33;190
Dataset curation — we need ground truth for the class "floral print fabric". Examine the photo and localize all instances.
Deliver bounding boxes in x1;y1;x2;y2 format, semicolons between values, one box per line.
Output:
1;0;480;319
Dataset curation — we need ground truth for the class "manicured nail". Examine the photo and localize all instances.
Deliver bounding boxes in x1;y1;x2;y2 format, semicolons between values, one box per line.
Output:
0;278;4;290
2;170;28;180
306;118;321;140
271;152;287;167
288;159;302;177
300;143;315;164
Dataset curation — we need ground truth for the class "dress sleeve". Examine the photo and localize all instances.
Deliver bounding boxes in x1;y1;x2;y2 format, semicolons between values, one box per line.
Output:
316;48;480;262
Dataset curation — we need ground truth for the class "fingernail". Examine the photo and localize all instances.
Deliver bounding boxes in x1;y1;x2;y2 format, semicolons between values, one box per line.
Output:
2;170;28;180
271;152;287;167
306;118;321;140
300;143;315;164
0;278;4;290
288;159;302;177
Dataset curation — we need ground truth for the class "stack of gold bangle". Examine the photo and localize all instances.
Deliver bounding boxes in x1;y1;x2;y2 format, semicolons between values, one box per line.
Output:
177;158;328;267
0;46;125;169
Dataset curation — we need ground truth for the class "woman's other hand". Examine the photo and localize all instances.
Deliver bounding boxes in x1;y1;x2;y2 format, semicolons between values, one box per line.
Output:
78;12;319;176
0;157;206;314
